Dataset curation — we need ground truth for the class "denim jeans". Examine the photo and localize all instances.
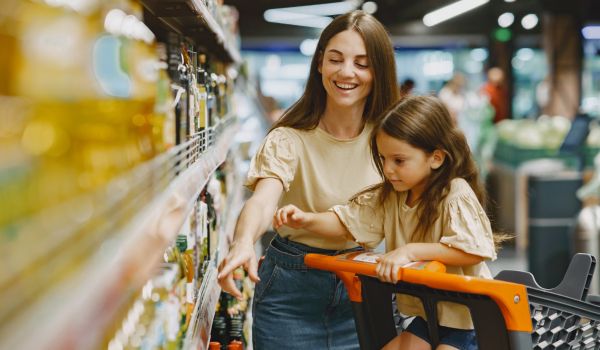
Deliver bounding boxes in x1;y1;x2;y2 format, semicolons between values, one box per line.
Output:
252;235;362;350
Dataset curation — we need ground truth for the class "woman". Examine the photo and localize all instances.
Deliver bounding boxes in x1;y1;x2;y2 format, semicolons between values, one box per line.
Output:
217;10;399;349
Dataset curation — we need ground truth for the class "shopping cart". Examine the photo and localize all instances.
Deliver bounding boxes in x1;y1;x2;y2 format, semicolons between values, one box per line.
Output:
305;251;600;350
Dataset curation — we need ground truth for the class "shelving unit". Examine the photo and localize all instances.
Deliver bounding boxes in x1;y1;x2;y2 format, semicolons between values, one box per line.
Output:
0;118;238;350
183;126;247;350
141;0;242;64
0;1;246;349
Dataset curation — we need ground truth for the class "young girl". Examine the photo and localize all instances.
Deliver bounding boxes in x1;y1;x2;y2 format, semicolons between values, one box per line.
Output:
273;95;498;350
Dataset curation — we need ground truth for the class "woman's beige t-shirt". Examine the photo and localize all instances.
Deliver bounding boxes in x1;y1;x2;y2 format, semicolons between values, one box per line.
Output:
245;125;381;250
331;178;497;329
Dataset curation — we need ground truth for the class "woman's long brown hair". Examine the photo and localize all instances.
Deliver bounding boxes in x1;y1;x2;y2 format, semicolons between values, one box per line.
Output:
370;95;485;243
271;10;399;131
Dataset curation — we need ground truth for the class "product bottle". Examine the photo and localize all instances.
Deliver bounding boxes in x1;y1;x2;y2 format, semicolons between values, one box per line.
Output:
227;340;243;350
197;54;210;130
209;341;222;350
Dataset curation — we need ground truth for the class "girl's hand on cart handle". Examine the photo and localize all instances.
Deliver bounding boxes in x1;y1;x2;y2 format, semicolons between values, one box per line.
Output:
273;204;311;229
375;246;413;284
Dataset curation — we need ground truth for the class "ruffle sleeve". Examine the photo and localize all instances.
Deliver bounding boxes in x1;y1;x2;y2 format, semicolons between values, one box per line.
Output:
329;188;385;249
440;192;497;260
245;128;298;192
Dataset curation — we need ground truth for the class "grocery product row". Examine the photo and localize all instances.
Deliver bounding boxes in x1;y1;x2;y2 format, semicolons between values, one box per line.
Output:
0;1;251;349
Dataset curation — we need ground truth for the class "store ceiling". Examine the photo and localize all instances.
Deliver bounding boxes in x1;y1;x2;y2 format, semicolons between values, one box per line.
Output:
224;0;599;48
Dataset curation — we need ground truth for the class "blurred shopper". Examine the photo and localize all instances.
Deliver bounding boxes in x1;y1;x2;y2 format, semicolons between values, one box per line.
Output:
440;72;495;179
400;77;416;98
439;73;467;125
217;10;399;350
481;67;509;123
535;76;550;116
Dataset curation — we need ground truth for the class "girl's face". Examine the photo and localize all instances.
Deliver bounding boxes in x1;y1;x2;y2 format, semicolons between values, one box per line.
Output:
376;131;444;203
318;30;373;110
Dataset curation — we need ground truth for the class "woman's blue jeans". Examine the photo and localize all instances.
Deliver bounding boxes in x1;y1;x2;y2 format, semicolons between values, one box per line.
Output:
252;235;362;350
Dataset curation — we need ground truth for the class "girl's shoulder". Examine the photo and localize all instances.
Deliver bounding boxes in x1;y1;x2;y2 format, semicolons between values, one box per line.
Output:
446;178;477;200
350;184;405;212
349;184;382;205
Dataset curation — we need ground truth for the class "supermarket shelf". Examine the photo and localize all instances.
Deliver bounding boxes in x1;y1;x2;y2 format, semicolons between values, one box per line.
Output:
218;158;247;259
141;0;241;64
183;264;221;350
0;117;238;350
183;139;247;349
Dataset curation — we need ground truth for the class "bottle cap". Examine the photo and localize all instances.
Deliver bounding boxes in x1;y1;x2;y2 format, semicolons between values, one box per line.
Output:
176;234;187;252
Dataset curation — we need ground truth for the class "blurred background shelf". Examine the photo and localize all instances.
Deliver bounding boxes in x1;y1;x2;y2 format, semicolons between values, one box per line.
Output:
0;117;238;350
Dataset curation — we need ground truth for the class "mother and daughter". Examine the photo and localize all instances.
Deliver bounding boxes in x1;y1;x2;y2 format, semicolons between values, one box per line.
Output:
274;95;499;350
218;9;499;350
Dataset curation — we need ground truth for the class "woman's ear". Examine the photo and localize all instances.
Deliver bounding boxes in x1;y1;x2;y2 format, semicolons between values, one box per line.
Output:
430;149;446;170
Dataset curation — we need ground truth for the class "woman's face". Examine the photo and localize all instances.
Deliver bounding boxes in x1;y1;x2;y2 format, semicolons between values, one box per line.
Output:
319;29;373;110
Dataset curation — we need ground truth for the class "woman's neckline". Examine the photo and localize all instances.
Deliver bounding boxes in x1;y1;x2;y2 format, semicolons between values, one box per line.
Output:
315;121;368;142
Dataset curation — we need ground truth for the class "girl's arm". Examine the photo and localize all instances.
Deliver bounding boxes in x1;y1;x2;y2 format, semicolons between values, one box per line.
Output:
376;243;484;283
273;204;351;238
218;178;283;299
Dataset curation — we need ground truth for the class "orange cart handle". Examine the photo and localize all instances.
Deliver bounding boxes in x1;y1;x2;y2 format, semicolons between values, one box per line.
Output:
304;252;532;333
305;251;446;277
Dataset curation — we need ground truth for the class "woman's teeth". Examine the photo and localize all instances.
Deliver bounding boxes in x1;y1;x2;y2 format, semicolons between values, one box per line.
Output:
335;82;357;90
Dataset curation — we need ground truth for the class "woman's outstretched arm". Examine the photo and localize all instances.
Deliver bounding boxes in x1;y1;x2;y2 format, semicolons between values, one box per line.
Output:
217;178;283;299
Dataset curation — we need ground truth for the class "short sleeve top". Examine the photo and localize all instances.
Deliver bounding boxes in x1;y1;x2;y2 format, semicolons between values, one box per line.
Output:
331;178;497;329
246;125;381;250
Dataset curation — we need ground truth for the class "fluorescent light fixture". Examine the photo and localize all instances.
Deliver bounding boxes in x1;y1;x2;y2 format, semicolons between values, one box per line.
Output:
423;0;490;27
264;1;361;28
582;25;600;39
521;14;538;30
263;11;333;29
504;0;516;2
498;12;514;28
268;0;361;16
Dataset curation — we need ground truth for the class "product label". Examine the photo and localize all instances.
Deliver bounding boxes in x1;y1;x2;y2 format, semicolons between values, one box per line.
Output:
186;282;194;303
350;252;380;264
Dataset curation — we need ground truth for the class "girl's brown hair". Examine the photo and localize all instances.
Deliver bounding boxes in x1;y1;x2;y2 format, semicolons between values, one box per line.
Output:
271;10;399;131
370;95;485;243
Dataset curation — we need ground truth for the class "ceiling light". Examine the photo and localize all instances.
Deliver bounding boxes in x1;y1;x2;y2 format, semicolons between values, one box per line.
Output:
516;48;534;61
300;39;318;56
521;14;539;30
266;1;361;17
582;25;600;39
498;12;514;28
470;48;488;62
264;11;333;29
423;0;490;27
362;1;378;14
504;0;516;2
264;1;362;28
